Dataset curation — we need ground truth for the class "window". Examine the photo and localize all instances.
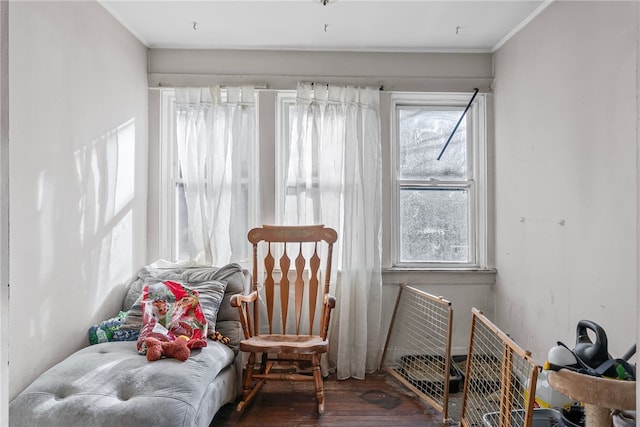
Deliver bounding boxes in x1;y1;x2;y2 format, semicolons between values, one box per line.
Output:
276;91;341;226
158;88;257;263
275;92;308;225
391;93;487;268
159;89;181;260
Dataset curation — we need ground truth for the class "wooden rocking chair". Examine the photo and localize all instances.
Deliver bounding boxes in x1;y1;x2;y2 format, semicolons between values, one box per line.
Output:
231;224;338;414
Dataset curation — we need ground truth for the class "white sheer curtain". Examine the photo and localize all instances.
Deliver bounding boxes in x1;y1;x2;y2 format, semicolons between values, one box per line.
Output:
174;86;255;266
286;82;383;379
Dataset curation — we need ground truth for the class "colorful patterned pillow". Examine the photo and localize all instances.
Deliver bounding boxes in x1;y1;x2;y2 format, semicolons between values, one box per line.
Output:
120;279;227;337
88;311;139;345
136;280;208;354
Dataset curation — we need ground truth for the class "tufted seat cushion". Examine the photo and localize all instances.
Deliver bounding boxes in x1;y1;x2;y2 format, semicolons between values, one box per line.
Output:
9;340;235;427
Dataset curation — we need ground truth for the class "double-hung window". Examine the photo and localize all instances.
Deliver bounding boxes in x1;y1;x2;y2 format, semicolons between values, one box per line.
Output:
390;92;488;269
158;88;257;263
275;91;305;224
275;91;331;226
159;89;186;261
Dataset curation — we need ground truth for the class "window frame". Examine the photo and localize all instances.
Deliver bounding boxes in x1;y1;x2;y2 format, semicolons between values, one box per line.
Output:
390;92;488;269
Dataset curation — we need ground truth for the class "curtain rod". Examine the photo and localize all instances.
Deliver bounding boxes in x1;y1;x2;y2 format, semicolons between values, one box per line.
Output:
155;83;269;89
309;82;384;91
152;83;384;91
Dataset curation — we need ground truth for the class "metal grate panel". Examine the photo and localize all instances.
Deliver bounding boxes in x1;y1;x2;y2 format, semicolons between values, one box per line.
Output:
460;308;539;427
381;284;454;421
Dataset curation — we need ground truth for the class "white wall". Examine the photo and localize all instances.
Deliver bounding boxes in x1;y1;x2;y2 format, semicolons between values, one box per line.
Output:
148;48;494;92
637;3;640;413
0;2;8;425
493;1;637;365
8;1;148;399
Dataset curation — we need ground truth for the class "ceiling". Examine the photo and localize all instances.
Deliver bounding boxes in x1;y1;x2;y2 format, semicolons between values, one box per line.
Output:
100;0;550;53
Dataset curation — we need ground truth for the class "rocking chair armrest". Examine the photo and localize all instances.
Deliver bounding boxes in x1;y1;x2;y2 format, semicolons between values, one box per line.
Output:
324;294;336;309
230;291;258;308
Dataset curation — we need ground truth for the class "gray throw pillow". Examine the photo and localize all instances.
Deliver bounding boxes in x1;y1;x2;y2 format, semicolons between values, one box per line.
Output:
187;280;228;334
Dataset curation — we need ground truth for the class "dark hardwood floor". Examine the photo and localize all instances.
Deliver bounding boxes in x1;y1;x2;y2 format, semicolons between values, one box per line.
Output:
211;371;459;426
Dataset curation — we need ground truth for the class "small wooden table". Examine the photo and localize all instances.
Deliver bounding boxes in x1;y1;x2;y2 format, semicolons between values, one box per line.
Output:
548;369;635;427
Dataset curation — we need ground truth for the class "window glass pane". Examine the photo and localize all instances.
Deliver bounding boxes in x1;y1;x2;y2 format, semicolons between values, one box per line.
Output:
398;107;467;181
399;188;469;262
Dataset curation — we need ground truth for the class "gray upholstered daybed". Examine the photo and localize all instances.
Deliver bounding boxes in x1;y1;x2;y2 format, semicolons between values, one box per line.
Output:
9;263;249;427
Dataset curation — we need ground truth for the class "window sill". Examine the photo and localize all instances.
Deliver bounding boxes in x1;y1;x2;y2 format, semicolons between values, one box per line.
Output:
381;267;496;285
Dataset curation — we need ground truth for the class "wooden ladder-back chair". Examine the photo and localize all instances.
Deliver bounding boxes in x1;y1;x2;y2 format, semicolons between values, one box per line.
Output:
231;224;338;414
